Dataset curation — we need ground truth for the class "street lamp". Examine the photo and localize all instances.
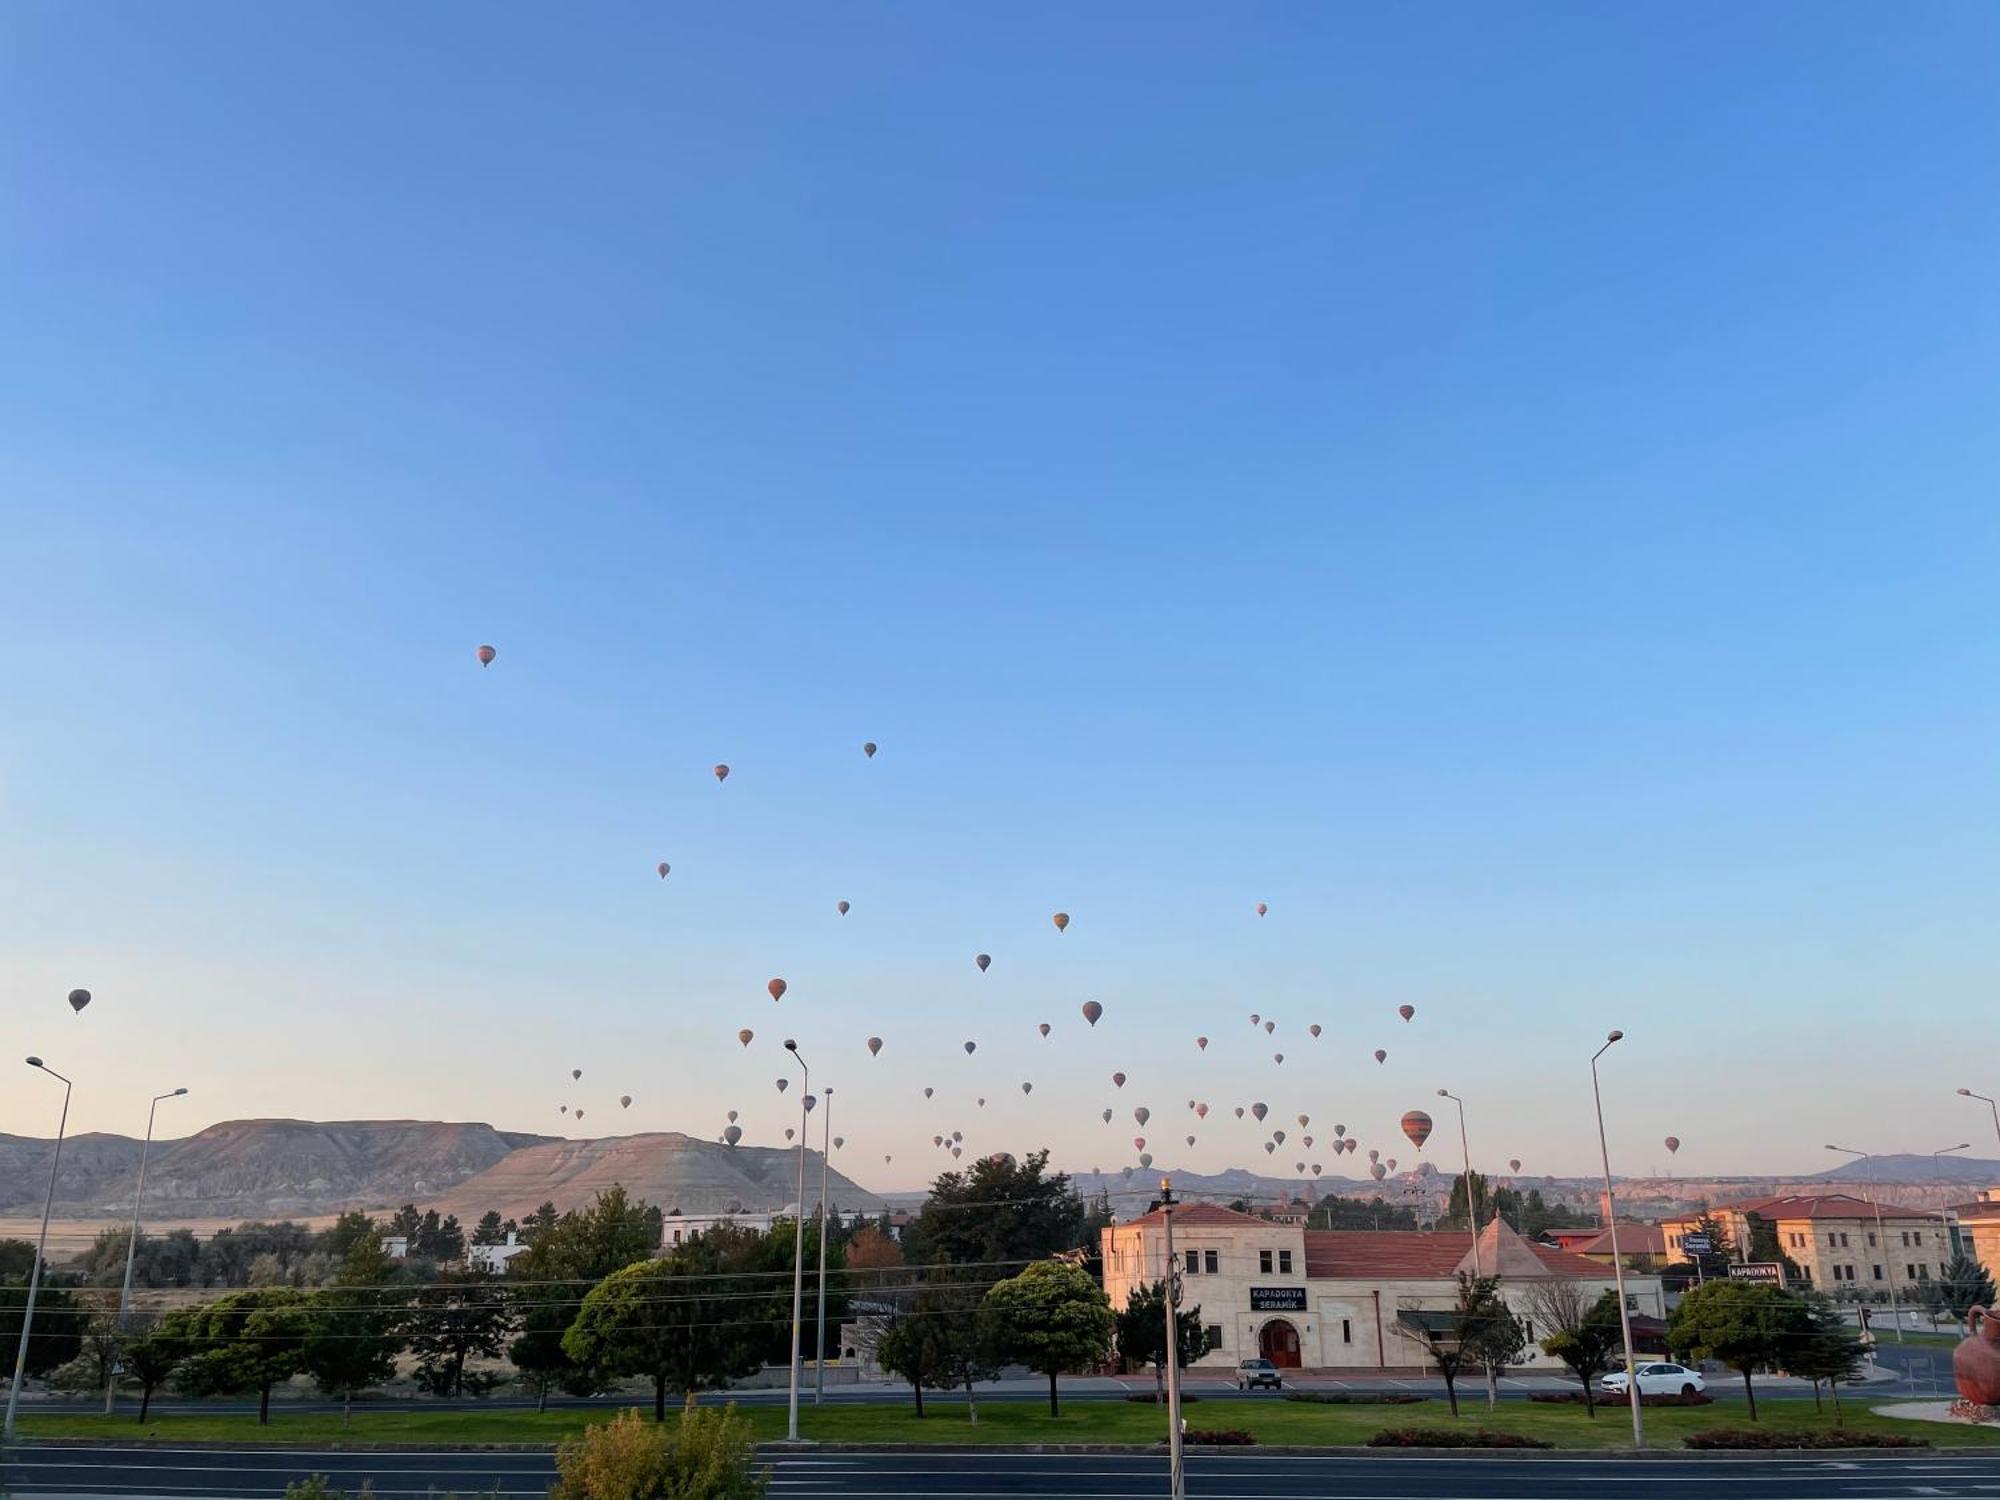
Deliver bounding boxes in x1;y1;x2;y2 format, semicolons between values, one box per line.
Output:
1826;1145;1903;1344
1932;1142;1971;1180
106;1086;188;1413
1159;1176;1187;1500
1590;1030;1644;1450
782;1040;810;1443
814;1087;832;1407
1436;1089;1480;1277
5;1057;74;1442
1957;1089;2000;1154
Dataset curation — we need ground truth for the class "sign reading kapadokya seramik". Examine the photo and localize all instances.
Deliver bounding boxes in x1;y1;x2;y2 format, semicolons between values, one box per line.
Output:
1250;1286;1308;1311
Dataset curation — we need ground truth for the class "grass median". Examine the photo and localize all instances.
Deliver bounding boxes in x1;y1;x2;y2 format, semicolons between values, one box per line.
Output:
21;1395;1999;1450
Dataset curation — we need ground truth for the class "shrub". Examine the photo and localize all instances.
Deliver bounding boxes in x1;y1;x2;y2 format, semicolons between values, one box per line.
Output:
1123;1391;1200;1403
1367;1427;1553;1449
551;1404;769;1500
1286;1390;1424;1405
1683;1428;1931;1450
1183;1429;1256;1446
1530;1389;1711;1407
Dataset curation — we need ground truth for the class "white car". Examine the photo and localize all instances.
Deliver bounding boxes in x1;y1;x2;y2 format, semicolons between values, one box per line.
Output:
1600;1362;1706;1398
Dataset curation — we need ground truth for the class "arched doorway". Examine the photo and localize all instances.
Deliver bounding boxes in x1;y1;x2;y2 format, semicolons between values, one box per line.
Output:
1259;1318;1302;1368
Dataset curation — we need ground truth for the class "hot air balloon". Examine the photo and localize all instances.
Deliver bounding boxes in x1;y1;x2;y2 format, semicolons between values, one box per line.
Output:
713;764;730;782
1312;1163;1323;1177
1111;1072;1126;1089
1134;1106;1150;1126
1297;1114;1310;1128
68;989;91;1014
1368;1148;1379;1162
1309;1023;1322;1038
1263;1142;1276;1155
1371;1162;1387;1181
1102;1109;1114;1123
1250;1013;1260;1026
1508;1158;1522;1173
963;1041;977;1055
1264;1021;1276;1035
1139;1152;1153;1168
768;978;787;1002
862;742;877;759
620;1095;632;1109
923;1087;934;1099
776;1078;789;1093
727;1110;739;1123
884;1155;893;1164
1333;1123;1345;1137
476;644;496;666
657;862;671;879
1400;1111;1434;1150
951;1146;962;1159
560;1105;568;1114
1398;1004;1415;1023
1664;1136;1681;1155
833;1136;845;1149
1250;1102;1268;1122
1038;1022;1051;1038
572;1069;582;1081
975;954;991;972
1234;1106;1245;1119
1194;1103;1208;1119
738;1029;754;1047
803;1094;816;1113
785;1128;795;1141
867;1036;883;1057
1186;1135;1196;1147
1273;1053;1284;1065
1273;1129;1287;1145
1374;1049;1387;1064
1081;1001;1103;1027
1255;902;1268;916
1133;1136;1146;1150
952;1132;963;1143
933;1135;944;1147
1021;1082;1033;1095
837;900;850;915
575;1109;585;1120
1052;912;1069;932
724;1125;742;1146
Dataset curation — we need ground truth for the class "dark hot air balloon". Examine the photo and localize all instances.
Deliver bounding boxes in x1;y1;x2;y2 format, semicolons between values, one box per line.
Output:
1400;1110;1434;1150
837;900;850;915
833;1136;844;1149
1111;1072;1126;1088
1263;1020;1275;1035
776;1078;789;1093
1021;1082;1032;1095
724;1125;742;1146
68;989;91;1014
862;742;877;758
975;954;991;972
475;644;496;666
1186;1135;1196;1147
1308;1024;1321;1038
1374;1049;1387;1064
657;862;670;879
1038;1022;1051;1037
785;1128;795;1141
1196;1036;1208;1051
738;1029;754;1047
1250;1102;1268;1122
1081;1001;1103;1026
713;764;730;782
963;1040;977;1055
620;1095;632;1108
1371;1162;1387;1181
1255;902;1268;916
1664;1136;1681;1155
768;978;787;1001
1052;912;1069;932
1134;1106;1150;1125
867;1036;883;1057
1102;1109;1113;1123
1398;1004;1415;1022
727;1110;739;1123
1508;1158;1522;1173
572;1069;582;1080
923;1087;933;1099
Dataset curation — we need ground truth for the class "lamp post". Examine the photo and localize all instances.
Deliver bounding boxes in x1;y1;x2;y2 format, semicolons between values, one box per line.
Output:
1957;1089;2000;1154
1932;1142;1971;1180
1159;1176;1186;1500
782;1040;809;1443
1826;1145;1903;1344
1436;1089;1480;1276
5;1057;73;1443
814;1087;832;1407
1590;1030;1644;1450
106;1087;188;1413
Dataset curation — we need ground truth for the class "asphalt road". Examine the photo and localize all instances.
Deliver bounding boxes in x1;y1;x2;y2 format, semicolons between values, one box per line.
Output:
9;1446;2000;1499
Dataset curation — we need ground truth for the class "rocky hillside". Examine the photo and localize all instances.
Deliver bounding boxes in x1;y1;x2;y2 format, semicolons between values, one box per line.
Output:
423;1132;888;1220
0;1119;552;1220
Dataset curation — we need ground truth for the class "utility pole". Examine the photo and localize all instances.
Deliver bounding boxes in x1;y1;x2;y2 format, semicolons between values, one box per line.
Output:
6;1058;73;1443
814;1088;832;1406
1591;1030;1644;1450
107;1087;187;1413
782;1040;810;1443
1158;1177;1187;1500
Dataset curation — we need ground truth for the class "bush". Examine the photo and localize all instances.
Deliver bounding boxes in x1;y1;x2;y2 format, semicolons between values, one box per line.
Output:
1530;1389;1712;1407
1183;1429;1256;1446
551;1405;769;1500
1683;1428;1930;1450
1367;1427;1553;1449
1286;1390;1424;1405
1123;1391;1200;1403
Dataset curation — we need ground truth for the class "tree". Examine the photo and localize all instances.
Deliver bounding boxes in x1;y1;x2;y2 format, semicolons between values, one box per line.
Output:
984;1260;1115;1416
844;1225;903;1288
1785;1292;1868;1421
406;1268;510;1397
0;1278;89;1380
1392;1273;1513;1419
173;1287;313;1424
1668;1278;1805;1421
524;1201;561;1243
1308;1196;1419;1231
301;1229;404;1422
563;1234;765;1421
1924;1253;1997;1326
1439;1171;1495;1233
472;1210;507;1247
119;1312;187;1422
1528;1282;1623;1417
314;1213;378;1262
550;1403;767;1500
1113;1280;1205;1397
904;1151;1086;1270
1460;1277;1527;1410
874;1300;955;1417
506;1186;663;1409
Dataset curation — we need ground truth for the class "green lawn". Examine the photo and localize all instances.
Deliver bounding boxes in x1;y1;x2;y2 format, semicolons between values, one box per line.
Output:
21;1394;1999;1450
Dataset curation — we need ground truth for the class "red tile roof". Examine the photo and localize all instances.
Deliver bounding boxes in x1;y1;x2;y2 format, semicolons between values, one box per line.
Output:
1303;1229;1614;1280
1708;1193;1944;1222
1572;1224;1668;1256
1117;1202;1274;1231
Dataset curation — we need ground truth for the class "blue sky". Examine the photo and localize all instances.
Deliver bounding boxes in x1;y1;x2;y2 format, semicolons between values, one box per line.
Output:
3;3;1996;1186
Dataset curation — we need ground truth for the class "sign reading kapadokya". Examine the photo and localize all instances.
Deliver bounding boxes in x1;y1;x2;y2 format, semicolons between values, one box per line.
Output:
1726;1262;1786;1285
1250;1286;1308;1311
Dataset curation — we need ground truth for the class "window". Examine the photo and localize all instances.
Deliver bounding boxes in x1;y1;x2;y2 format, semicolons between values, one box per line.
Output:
1204;1249;1219;1274
1341;1318;1352;1345
1900;1232;1911;1248
1872;1264;1884;1281
1907;1265;1921;1281
1259;1250;1273;1274
1185;1249;1199;1274
1205;1324;1223;1351
1278;1249;1294;1275
1867;1233;1877;1248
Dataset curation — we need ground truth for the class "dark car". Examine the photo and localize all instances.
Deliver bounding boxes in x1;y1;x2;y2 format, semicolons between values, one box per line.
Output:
1235;1357;1284;1391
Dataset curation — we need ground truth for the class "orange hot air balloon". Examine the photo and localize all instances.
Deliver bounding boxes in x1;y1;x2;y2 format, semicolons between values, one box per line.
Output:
1255;902;1268;916
1664;1136;1681;1155
768;978;787;1001
1052;912;1069;932
837;900;850;915
1111;1071;1126;1088
738;1029;754;1047
1374;1049;1387;1064
1038;1022;1051;1037
1398;1004;1415;1022
866;1036;883;1057
476;644;496;666
1081;1001;1103;1027
68;989;92;1014
656;862;670;879
1250;1102;1268;1122
1400;1110;1434;1150
713;764;730;782
975;953;991;973
1196;1036;1208;1051
862;742;877;759
963;1041;977;1055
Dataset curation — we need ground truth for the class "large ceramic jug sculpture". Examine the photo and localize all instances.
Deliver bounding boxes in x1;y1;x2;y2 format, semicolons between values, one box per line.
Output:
1956;1306;2000;1406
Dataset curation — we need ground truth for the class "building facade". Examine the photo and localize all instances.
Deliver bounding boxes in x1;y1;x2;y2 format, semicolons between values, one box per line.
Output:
1947;1188;2000;1276
1101;1203;1664;1372
1661;1194;1954;1293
